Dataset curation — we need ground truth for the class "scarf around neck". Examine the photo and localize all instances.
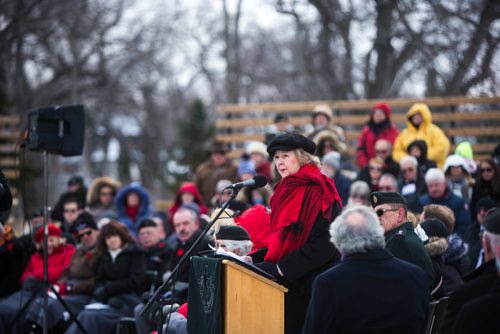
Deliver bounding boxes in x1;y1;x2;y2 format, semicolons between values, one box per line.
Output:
265;164;341;263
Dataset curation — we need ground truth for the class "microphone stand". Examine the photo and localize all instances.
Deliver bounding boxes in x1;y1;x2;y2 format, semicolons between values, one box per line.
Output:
141;185;242;332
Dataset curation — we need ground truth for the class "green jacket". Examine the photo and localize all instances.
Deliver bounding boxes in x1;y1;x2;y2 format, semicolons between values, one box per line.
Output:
385;222;434;289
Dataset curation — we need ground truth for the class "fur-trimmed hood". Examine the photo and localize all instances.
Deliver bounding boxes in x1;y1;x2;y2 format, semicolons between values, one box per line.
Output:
425;236;448;257
313;129;347;155
86;176;122;207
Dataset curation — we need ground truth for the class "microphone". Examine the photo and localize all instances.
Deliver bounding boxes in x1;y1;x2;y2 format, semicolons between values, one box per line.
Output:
229;175;267;190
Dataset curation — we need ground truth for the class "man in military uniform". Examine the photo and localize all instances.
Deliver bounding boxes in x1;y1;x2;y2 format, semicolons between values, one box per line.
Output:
371;191;434;289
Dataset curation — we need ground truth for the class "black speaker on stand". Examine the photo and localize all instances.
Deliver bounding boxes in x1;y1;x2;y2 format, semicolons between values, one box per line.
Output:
16;104;88;334
27;104;85;156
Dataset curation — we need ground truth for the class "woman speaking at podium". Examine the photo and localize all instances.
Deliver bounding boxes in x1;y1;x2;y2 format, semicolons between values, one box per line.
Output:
252;133;342;334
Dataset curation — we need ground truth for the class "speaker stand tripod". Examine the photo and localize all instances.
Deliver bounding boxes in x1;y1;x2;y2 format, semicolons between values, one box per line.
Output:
9;151;87;334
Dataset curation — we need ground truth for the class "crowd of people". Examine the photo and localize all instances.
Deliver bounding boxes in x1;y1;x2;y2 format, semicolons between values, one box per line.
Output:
0;101;499;334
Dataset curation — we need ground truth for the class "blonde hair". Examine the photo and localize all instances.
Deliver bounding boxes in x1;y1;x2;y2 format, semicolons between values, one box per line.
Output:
422;204;455;233
296;149;320;167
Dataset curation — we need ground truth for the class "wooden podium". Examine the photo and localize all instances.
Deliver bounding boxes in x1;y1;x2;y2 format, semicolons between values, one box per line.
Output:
222;260;288;334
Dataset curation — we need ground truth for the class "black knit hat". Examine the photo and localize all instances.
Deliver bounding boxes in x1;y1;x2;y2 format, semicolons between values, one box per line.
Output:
420;218;449;238
266;133;316;156
138;218;157;231
74;212;98;232
216;225;250;241
476;198;496;213
370;191;407;208
483;208;500;234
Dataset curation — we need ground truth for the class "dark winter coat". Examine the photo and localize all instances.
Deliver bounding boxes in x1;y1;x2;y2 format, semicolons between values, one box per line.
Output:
398;170;427;213
407;140;437;175
441;259;498;334
60;245;97;295
302;248;429;334
0;238;28;297
385;222;434;289
94;243;146;298
424;236;447;300
469;179;500;219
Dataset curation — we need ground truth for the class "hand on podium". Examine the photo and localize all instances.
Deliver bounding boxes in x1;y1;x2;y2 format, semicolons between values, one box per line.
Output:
254;261;279;278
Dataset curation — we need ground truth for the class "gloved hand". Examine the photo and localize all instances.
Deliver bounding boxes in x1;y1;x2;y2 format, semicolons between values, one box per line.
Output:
93;286;107;303
255;261;279;278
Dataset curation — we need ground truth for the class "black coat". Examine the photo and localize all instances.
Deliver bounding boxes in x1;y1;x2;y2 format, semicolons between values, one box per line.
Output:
259;212;341;334
0;238;28;297
385;222;434;289
452;278;500;334
441;259;498;334
170;230;214;283
95;243;146;298
302;248;429;334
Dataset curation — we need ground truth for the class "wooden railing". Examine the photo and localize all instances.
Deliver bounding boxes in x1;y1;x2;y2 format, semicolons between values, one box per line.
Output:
216;96;500;162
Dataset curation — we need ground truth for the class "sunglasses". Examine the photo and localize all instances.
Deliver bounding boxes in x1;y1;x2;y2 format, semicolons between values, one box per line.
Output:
369;166;383;172
64;209;78;213
375;208;399;217
78;230;92;239
481;168;493;173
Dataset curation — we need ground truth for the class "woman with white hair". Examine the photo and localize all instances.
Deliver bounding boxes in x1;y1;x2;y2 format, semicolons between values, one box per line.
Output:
443;154;474;203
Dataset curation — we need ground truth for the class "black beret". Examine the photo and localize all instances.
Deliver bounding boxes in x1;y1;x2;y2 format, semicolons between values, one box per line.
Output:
483;208;500;234
216;225;250;241
370;191;407;208
266;133;316;156
74;212;98;232
420;218;449;238
138;218;157;231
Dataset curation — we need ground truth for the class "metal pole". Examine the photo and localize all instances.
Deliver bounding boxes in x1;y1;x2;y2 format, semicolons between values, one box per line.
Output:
42;151;49;334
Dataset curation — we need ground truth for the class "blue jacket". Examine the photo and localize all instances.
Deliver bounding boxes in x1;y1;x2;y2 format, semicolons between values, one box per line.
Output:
420;189;472;237
114;182;153;237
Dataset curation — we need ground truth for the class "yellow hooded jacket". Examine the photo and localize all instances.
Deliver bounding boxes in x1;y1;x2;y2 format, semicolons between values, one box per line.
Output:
392;103;450;168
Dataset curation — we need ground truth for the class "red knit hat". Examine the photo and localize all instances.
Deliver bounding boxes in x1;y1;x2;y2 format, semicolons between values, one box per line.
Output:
372;102;392;118
35;224;62;243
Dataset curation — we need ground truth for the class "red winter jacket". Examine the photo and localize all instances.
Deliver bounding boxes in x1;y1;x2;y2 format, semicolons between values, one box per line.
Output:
20;244;75;285
356;103;399;168
235;204;271;252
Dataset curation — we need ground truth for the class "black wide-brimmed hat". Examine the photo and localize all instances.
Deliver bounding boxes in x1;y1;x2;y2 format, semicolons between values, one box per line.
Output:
266;133;316;156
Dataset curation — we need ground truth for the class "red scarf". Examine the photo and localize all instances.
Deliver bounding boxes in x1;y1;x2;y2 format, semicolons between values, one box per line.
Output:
265;164;341;263
126;205;140;223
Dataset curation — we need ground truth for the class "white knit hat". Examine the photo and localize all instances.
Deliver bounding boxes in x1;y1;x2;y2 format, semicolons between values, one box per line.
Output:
245;141;269;158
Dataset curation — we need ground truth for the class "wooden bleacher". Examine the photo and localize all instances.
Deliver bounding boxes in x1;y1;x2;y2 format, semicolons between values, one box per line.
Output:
215;96;500;162
0;115;20;208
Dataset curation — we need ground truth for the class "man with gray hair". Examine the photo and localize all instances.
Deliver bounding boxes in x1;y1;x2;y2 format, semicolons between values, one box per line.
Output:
420;168;471;236
302;206;429;334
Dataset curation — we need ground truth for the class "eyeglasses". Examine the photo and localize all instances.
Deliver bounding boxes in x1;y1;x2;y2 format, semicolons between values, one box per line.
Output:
481;168;493;173
64;209;78;213
78;230;92;239
369;166;383;172
375;208;399;217
378;186;394;191
375;150;388;154
350;194;368;200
